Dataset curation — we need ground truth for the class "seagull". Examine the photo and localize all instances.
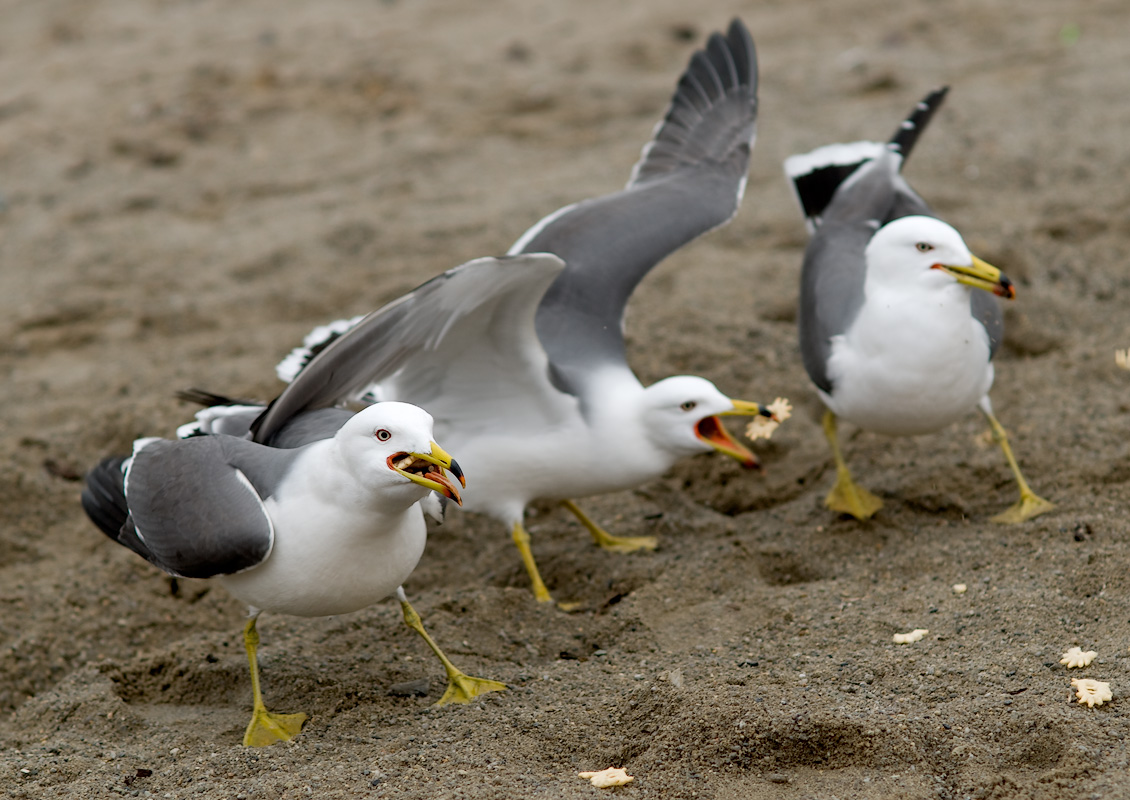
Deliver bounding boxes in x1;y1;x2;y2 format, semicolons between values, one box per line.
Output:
250;19;771;603
785;87;1054;523
81;401;505;747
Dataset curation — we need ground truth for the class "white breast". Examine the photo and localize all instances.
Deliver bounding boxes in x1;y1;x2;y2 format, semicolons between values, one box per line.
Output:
823;284;994;436
219;446;427;617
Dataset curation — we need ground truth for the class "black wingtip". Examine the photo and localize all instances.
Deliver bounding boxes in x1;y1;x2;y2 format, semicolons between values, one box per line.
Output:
725;18;757;89
887;86;950;162
787;86;949;225
248;397;276;443
176;387;261;408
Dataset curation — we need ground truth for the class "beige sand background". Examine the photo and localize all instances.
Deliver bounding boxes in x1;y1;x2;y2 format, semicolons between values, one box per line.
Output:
2;0;1128;797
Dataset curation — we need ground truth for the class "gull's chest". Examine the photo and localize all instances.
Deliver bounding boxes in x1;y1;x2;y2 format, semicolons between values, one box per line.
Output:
823;290;993;435
219;476;427;618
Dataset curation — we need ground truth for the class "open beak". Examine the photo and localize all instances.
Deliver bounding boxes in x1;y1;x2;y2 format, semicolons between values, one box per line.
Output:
932;254;1016;299
697;400;775;470
387;441;465;505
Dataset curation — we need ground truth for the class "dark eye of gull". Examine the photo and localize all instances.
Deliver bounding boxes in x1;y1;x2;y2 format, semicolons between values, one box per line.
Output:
375;429;391;441
680;401;697;412
915;242;933;252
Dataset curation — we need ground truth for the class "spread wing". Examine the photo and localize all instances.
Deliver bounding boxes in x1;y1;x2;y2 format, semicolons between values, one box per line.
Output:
254;254;570;443
508;18;758;396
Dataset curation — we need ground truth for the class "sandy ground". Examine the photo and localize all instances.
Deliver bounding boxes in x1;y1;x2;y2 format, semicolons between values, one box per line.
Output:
2;0;1129;797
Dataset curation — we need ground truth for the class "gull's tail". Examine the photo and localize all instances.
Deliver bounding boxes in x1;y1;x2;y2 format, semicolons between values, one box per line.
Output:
785;87;949;230
887;86;949;160
81;456;130;539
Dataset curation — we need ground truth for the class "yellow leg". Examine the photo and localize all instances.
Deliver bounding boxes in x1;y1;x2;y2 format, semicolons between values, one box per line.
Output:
397;589;506;706
241;616;306;747
982;411;1055;524
511;521;554;603
561;499;657;554
822;410;883;520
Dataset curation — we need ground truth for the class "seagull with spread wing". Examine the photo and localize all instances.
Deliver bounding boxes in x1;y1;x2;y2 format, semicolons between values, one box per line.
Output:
215;20;772;603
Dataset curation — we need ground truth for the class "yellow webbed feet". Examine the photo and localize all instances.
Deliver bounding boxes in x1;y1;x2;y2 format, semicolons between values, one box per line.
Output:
981;409;1053;524
589;530;658;554
820;410;882;520
825;473;883;520
511;522;555;603
562;499;658;554
435;671;508;707
398;589;507;707
990;491;1055;524
243;708;307;747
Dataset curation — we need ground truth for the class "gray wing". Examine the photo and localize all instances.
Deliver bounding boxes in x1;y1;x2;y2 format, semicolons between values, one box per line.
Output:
177;390;353;448
123;436;297;579
253;254;568;444
263;407;355;448
798;150;936;392
509;18;758;395
971;290;1004;358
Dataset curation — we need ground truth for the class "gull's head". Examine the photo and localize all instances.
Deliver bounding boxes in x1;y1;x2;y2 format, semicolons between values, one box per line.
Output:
337;401;464;504
640;376;773;469
866;216;1015;299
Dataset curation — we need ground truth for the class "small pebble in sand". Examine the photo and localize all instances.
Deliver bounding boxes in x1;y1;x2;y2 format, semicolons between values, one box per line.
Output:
578;767;634;788
952;584;967;594
1071;678;1113;708
892;629;929;644
1060;647;1097;669
745;398;792;441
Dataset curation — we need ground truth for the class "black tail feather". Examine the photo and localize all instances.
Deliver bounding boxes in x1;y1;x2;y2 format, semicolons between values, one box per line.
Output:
81;455;167;567
790;157;879;224
787;86;949;226
80;456;130;539
176;387;262;408
888;86;949;160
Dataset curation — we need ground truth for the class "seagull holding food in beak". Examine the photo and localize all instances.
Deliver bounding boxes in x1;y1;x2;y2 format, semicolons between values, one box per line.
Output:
82;401;503;747
240;19;775;603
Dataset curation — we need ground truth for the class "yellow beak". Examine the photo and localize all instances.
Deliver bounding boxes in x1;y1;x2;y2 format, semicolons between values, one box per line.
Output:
933;254;1016;299
388;441;466;505
698;400;775;469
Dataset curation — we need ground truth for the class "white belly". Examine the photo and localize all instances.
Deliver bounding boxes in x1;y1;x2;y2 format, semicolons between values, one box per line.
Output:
219;496;426;618
823;289;994;436
436;414;670;524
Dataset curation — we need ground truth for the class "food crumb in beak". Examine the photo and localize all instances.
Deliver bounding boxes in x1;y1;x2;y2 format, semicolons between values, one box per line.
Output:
746;397;792;441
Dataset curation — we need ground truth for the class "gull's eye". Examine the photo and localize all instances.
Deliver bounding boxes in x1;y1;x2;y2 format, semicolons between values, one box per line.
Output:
680;400;697;412
915;242;934;253
375;429;392;442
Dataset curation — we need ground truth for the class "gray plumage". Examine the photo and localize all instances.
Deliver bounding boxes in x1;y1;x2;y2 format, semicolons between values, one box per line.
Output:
252;254;568;445
789;88;1003;394
127;437;295;577
84;436;298;579
509;18;758;396
272;21;758;410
